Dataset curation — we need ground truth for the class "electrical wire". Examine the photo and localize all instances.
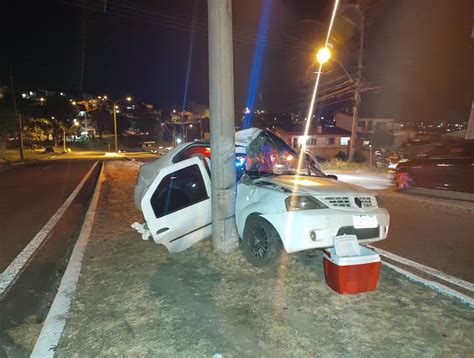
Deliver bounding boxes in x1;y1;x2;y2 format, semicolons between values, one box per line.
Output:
63;0;312;52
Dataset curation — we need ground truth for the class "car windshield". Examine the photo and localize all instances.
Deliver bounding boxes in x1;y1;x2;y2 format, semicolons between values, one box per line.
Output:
245;130;325;178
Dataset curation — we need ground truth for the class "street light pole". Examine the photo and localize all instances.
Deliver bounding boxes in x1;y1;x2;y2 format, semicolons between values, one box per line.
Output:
113;105;118;152
100;96;131;152
63;120;79;152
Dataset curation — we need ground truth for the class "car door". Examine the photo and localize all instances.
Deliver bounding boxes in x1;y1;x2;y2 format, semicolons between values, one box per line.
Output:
425;143;471;191
141;156;212;253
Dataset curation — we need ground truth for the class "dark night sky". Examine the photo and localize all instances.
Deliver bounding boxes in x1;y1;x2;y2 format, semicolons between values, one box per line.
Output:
1;0;472;123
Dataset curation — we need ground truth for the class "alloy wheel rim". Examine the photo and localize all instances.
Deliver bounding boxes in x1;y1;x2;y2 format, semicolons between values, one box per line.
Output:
249;223;269;259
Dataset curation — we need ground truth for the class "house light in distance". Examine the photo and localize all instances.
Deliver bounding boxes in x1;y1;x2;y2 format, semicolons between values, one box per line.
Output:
298;136;307;145
341;137;350;146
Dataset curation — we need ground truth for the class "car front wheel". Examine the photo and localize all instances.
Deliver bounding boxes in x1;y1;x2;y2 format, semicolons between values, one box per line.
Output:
242;215;282;267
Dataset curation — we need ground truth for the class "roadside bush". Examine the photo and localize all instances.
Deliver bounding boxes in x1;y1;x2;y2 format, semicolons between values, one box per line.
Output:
320;158;386;173
353;150;366;163
335;151;347;161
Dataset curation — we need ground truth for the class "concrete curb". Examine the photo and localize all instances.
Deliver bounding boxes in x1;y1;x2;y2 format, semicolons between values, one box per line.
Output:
367;245;474;292
31;162;104;357
0;159;40;171
382;261;474;307
366;245;474;306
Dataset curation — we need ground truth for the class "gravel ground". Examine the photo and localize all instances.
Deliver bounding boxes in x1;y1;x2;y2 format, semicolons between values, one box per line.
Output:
54;161;474;357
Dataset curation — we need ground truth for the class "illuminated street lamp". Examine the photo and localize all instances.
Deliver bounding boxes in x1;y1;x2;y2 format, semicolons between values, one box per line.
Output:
316;47;331;65
62;120;80;152
102;96;132;152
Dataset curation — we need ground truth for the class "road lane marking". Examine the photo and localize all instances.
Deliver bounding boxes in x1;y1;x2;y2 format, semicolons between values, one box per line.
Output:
367;245;474;292
31;162;103;357
0;160;99;297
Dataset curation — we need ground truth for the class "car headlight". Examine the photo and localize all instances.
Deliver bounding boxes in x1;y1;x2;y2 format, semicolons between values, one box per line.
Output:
285;196;327;211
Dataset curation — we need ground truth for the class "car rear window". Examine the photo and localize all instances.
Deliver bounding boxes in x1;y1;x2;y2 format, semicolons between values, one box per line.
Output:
174;146;211;163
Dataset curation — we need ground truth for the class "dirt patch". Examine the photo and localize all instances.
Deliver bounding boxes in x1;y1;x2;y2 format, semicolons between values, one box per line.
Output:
56;161;474;357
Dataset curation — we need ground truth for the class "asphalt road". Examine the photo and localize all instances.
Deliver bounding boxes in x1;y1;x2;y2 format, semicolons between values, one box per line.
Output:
0;159;99;356
333;171;473;283
0;160;96;272
326;172;394;190
374;192;474;283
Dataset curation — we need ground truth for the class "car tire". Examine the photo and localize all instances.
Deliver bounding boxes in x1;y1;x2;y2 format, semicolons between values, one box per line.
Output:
242;215;282;267
395;171;414;190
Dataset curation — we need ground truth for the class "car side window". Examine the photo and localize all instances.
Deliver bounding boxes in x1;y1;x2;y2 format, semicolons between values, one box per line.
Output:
151;164;208;218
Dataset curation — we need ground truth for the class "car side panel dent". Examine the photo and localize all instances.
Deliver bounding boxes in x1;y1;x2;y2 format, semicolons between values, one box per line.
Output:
235;183;287;238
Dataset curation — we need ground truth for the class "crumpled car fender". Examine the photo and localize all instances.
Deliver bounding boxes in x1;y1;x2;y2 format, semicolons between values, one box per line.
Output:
235;183;287;239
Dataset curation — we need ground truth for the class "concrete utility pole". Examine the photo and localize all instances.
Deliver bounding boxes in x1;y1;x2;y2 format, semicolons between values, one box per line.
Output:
207;0;239;253
348;7;364;162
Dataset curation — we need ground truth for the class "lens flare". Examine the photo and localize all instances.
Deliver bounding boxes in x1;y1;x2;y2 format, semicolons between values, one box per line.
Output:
243;0;272;129
316;47;331;64
284;0;340;250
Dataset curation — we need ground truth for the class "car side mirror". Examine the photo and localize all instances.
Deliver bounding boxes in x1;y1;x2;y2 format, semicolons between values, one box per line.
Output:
327;174;338;180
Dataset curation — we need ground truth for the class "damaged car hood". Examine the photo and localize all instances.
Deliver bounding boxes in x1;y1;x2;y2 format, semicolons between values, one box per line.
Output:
254;175;370;196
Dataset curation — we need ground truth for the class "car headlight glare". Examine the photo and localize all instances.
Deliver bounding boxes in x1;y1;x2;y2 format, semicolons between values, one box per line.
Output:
285;196;327;211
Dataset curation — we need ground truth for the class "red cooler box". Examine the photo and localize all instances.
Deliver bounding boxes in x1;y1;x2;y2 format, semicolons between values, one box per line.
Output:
322;246;381;294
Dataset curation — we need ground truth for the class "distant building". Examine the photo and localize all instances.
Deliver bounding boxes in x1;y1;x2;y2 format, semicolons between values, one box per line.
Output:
334;111;400;134
272;123;351;159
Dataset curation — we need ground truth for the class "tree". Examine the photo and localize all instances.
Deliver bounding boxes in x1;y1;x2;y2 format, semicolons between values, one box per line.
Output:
0;103;17;157
42;95;75;147
89;108;111;138
42;95;75;122
23;118;52;144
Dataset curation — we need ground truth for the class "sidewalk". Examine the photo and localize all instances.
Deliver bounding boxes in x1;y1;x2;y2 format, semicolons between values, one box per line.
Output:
46;162;473;356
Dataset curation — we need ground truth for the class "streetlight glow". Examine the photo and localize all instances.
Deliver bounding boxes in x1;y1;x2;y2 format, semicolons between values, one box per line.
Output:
316;47;331;64
126;97;132;101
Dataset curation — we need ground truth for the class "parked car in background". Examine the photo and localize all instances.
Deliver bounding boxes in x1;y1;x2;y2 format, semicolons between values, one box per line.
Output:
394;140;474;193
134;128;390;266
141;141;159;154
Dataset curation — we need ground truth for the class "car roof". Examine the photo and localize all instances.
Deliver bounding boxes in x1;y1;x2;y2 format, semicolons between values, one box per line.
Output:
140;127;264;174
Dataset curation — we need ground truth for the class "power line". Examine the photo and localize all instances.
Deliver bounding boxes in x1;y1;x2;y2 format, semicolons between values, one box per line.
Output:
63;0;311;52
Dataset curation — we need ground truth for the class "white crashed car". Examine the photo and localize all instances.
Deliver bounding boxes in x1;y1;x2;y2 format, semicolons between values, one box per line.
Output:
134;128;390;266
